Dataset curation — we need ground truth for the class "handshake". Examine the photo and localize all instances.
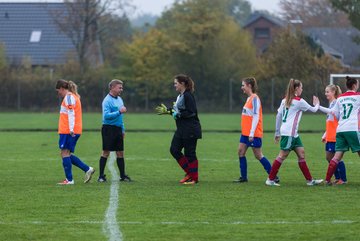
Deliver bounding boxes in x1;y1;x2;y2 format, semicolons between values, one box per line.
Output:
155;103;179;120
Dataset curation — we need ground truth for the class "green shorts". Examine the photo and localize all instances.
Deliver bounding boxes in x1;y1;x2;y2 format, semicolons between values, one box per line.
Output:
335;131;360;153
280;136;303;151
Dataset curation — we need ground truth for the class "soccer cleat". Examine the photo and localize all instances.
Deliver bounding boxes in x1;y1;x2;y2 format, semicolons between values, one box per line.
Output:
84;167;95;183
265;178;280;186
120;175;132;182
324;180;333;186
335;179;347;185
233;177;248;183
182;179;198;185
97;175;107;183
306;179;323;186
274;176;280;183
57;179;74;185
179;174;191;183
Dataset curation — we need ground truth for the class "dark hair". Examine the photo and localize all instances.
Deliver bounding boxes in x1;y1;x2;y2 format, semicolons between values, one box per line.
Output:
285;78;302;108
56;79;80;97
242;77;258;93
174;74;195;92
345;76;358;90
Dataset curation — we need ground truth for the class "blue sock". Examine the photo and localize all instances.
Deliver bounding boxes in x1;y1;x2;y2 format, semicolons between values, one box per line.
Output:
259;157;272;174
70;155;89;172
239;156;247;179
62;157;73;181
334;168;341;180
337;160;347;182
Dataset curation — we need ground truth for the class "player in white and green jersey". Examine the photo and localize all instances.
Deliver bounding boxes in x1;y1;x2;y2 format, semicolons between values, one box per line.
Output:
325;76;360;184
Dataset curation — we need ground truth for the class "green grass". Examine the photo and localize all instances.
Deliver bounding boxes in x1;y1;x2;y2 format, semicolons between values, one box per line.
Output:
0;113;359;241
0;112;326;131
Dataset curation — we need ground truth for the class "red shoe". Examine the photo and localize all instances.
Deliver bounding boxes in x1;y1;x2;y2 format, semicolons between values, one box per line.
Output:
179;175;191;183
57;179;74;185
335;179;347;185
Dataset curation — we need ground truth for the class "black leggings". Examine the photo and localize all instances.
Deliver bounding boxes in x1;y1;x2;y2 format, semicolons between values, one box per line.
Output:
170;135;198;162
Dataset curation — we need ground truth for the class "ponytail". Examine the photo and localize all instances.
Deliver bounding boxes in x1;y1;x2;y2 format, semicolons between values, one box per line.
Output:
174;74;195;92
242;77;258;93
326;84;342;98
285;78;301;108
55;79;80;98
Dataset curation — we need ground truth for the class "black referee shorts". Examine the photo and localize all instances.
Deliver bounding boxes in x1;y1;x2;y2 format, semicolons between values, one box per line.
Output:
102;125;124;151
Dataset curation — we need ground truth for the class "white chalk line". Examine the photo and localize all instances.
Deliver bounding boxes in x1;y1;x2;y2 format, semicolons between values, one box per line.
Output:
102;152;122;241
0;220;355;225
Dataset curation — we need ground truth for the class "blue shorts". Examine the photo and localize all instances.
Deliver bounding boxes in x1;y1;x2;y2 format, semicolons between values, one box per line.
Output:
240;135;262;148
59;134;80;153
325;142;336;153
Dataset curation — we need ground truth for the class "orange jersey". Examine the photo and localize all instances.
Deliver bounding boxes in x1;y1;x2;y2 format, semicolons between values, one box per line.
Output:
325;100;338;142
58;93;82;134
241;94;263;138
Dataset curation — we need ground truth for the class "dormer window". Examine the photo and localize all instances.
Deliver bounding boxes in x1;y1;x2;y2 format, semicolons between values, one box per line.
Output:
30;30;42;43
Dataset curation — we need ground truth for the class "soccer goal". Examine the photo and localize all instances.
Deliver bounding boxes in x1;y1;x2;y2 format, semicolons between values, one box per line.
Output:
330;74;360;85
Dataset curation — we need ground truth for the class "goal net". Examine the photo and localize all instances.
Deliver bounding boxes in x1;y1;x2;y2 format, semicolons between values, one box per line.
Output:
330;74;360;85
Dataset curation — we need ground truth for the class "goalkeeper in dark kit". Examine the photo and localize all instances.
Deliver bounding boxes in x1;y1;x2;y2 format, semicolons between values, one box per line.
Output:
156;74;202;185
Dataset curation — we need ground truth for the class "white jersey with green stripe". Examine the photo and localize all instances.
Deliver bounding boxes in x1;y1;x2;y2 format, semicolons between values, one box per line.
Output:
276;97;319;137
332;91;360;133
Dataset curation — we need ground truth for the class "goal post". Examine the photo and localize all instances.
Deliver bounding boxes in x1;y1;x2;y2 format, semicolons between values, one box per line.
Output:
330;74;360;85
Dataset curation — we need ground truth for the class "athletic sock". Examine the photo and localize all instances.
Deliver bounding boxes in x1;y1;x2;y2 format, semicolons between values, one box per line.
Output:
268;158;282;180
70;155;89;172
239;156;247;179
188;159;198;182
337;160;347;182
99;156;107;177
117;157;125;178
259;156;272;174
62;156;73;181
298;159;312;181
326;159;339;182
177;156;190;174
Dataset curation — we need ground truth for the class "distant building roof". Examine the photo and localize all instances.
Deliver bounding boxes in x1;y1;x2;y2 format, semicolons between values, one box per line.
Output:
0;3;75;66
304;27;360;68
243;11;286;28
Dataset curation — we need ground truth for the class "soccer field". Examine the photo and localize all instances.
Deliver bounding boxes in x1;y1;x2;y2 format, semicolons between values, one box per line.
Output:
0;113;360;241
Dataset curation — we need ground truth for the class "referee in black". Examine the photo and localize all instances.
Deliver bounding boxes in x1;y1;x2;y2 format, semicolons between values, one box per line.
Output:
97;79;132;182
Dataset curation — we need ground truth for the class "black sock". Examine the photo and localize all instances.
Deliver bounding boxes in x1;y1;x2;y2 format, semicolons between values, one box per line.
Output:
117;157;125;178
99;156;107;177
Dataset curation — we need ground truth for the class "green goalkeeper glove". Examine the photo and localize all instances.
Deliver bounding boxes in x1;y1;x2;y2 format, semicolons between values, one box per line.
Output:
155;103;171;115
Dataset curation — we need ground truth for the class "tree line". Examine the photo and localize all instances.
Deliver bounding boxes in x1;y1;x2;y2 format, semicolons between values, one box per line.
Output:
0;0;358;112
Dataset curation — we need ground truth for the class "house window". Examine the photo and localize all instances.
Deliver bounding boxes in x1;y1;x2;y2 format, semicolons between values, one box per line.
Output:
255;28;270;39
29;30;42;43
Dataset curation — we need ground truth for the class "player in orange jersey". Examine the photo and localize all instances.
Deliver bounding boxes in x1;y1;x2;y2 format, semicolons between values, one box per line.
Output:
319;85;347;184
234;77;277;183
56;79;95;185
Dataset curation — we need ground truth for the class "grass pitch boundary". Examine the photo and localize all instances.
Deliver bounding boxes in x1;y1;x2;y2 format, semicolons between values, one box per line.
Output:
102;152;123;241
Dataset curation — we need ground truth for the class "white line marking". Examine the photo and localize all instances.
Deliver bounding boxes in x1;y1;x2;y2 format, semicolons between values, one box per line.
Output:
0;220;355;225
102;152;123;241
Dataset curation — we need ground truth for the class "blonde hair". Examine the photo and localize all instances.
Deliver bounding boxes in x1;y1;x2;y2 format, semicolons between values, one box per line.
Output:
285;78;302;108
326;84;342;98
108;79;123;90
56;79;80;97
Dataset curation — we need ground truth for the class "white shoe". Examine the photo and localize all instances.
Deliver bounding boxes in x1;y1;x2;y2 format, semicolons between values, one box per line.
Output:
84;167;95;183
307;179;323;186
265;178;280;186
58;179;74;185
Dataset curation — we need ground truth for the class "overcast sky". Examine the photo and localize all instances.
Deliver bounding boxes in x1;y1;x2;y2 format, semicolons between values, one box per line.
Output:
131;0;281;17
0;0;282;17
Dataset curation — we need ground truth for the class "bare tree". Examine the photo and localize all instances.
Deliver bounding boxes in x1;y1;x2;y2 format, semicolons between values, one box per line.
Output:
49;0;128;75
279;0;350;27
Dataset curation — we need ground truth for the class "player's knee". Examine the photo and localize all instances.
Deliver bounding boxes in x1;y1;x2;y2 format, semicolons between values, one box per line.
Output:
102;151;110;158
170;146;181;159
